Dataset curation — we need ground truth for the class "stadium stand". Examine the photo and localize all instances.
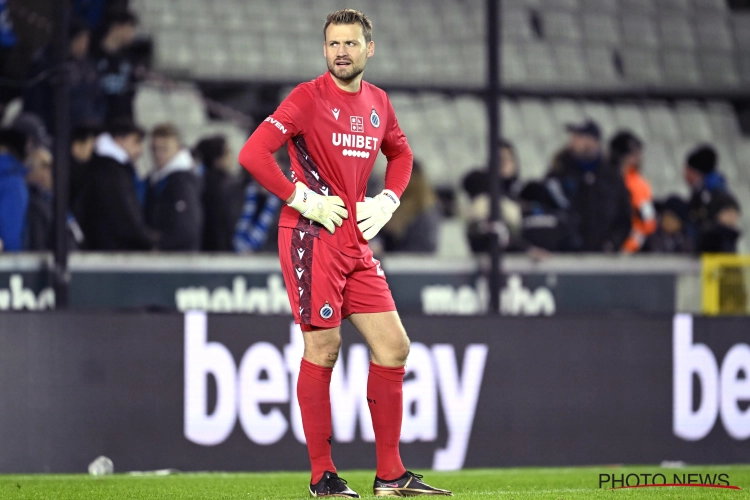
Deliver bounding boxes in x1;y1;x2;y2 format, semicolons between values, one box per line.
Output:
128;0;750;255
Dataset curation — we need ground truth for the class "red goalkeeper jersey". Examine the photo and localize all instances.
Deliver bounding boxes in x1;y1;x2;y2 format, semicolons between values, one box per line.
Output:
239;72;413;258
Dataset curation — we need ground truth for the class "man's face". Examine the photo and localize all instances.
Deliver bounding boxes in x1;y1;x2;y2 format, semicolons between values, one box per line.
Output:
151;136;180;169
622;150;642;171
111;23;136;49
569;133;600;160
684;165;702;188
71;137;95;163
500;146;517;179
117;133;143;162
324;23;374;83
70;32;90;60
26;147;53;192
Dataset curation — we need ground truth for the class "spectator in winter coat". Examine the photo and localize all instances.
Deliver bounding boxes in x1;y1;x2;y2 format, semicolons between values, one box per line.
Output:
69;125;98;207
609;131;656;253
683;144;739;253
145;123;202;251
0;129;28;252
462;139;523;252
76;120;158;250
546;119;631;252
645;196;694;254
23;18;104;134
23;146;53;250
381;159;440;253
91;10;139;124
195;135;245;251
700;191;741;253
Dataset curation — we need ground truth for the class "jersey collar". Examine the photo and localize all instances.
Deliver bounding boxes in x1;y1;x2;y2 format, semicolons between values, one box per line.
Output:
324;71;364;98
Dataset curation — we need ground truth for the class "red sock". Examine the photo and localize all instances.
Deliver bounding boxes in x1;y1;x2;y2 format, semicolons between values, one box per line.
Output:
298;358;336;483
367;361;407;481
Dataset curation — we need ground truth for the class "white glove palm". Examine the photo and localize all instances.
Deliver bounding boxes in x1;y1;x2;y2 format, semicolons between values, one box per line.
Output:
288;182;348;234
356;189;400;240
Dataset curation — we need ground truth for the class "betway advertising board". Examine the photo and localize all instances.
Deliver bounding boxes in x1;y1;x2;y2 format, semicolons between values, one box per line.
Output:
0;254;690;314
0;312;747;473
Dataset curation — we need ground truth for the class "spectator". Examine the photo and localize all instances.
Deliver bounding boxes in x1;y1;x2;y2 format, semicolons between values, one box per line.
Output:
145;123;202;251
91;10;139;124
233;173;283;253
517;180;572;252
380;159;440;253
683;144;739;252
76;120;158;250
645;196;694;253
69;125;98;207
462;139;523;252
609;131;656;253
196;135;244;251
546;119;631;252
23;18;104;134
0;128;28;252
23;146;53;250
700;192;741;253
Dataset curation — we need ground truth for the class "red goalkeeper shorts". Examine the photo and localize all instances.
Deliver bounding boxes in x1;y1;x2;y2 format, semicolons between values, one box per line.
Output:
278;227;396;330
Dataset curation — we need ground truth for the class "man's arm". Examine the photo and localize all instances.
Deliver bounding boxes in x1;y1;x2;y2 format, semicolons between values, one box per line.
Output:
380;99;413;198
356;98;413;241
238;85;347;234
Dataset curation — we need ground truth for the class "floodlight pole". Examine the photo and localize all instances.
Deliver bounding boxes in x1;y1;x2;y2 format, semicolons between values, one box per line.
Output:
487;0;504;315
52;0;71;308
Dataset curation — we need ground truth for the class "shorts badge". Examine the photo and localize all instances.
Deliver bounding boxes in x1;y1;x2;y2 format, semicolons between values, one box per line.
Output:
319;302;334;320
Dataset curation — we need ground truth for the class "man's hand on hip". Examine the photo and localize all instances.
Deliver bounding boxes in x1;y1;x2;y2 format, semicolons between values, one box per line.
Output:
287;182;348;234
356;189;400;240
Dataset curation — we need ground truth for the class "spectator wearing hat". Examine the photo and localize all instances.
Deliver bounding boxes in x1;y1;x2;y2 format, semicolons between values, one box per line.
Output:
645;196;694;254
546;119;631;252
0;128;28;252
23;145;54;251
683;145;733;237
76;120;159;250
609;131;656;253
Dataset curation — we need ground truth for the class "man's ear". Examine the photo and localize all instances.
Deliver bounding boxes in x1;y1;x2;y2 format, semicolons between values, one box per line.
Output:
366;40;375;58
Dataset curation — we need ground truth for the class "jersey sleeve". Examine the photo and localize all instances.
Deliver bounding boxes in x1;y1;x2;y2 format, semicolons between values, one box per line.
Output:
380;97;413;198
238;84;317;202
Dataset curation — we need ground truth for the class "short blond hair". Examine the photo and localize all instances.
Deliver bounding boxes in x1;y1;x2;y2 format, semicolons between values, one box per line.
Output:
324;9;372;43
151;123;180;141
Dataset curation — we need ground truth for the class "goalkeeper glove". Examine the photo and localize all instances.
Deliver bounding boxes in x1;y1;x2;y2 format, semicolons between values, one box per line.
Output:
287;182;348;234
356;189;400;240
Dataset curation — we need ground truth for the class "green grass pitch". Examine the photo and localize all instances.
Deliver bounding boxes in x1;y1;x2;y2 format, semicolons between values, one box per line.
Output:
3;465;750;499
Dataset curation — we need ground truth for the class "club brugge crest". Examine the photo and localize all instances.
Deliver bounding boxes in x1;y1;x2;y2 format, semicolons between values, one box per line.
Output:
319;302;334;320
370;108;380;128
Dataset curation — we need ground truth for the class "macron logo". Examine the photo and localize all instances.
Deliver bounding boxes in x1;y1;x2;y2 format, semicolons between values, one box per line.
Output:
264;117;288;135
331;108;340;120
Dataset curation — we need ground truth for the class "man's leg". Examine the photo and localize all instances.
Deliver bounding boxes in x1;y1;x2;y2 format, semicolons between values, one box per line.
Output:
349;311;452;495
298;325;341;484
348;311;410;481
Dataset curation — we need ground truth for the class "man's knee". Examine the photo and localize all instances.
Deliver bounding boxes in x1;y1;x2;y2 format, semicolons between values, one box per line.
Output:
374;333;410;367
303;328;342;368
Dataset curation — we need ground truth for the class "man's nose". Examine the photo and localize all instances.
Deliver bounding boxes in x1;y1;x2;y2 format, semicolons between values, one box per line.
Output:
336;45;348;57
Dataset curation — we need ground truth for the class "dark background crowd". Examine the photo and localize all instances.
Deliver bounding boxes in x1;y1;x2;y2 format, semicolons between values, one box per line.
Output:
0;0;743;256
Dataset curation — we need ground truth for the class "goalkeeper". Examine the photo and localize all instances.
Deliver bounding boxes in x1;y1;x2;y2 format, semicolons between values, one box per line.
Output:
238;8;450;499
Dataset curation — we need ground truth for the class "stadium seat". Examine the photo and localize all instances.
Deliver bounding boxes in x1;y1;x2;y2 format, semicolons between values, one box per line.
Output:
620;48;662;83
658;16;695;50
621;15;659;48
661;50;701;86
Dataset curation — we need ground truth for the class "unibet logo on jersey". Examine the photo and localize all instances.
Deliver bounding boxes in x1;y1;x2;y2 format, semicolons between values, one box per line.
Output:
183;311;488;470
